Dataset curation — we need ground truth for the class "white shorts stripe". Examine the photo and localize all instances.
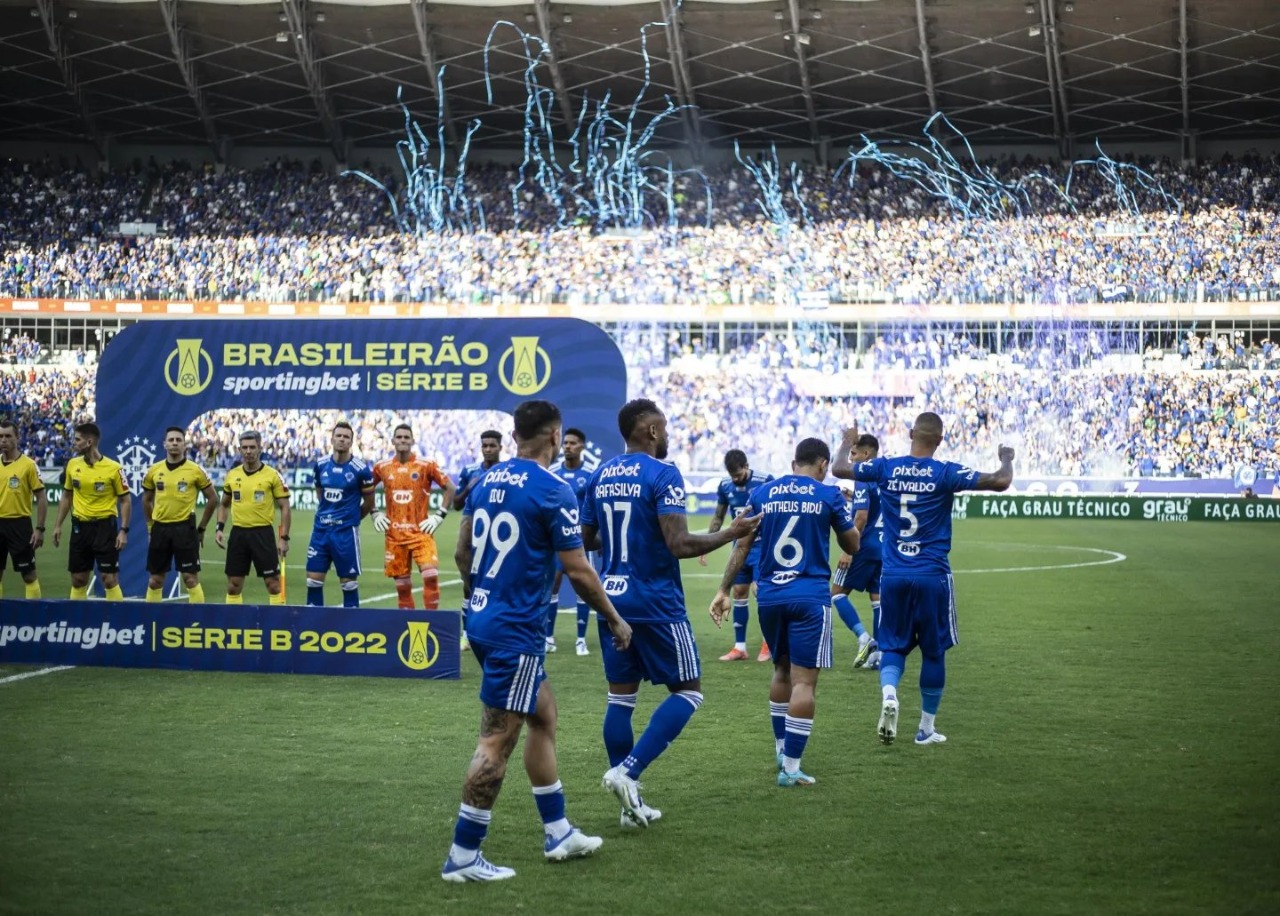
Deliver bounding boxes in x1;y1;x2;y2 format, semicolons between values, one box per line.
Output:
670;621;700;682
506;653;539;711
819;605;834;668
947;574;958;645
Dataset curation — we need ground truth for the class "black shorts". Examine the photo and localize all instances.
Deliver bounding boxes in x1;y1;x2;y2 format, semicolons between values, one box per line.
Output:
147;519;201;576
226;525;280;579
68;517;120;575
0;517;37;575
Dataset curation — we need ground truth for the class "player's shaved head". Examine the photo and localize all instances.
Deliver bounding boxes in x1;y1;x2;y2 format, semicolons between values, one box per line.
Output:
911;412;944;447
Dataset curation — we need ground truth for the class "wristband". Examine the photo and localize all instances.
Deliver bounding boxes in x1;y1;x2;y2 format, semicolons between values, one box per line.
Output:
216;522;225;532
36;526;46;531
120;526;130;534
280;534;290;541
437;506;449;518
197;526;206;534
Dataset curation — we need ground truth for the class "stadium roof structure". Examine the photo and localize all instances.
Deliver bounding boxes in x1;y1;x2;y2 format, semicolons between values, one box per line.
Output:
1;0;1277;161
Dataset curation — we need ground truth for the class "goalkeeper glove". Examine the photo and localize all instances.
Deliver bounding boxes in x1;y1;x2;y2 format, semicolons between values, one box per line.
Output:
420;512;445;535
372;511;390;533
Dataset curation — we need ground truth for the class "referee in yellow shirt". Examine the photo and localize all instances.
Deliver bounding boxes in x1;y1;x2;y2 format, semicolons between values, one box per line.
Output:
0;419;48;599
142;426;219;604
214;430;291;604
52;422;131;600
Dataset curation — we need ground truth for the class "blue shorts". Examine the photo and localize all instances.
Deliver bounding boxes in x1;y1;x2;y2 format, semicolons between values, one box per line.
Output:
471;640;547;715
758;602;833;669
306;526;362;577
733;562;756;588
876;574;958;658
598;618;701;687
834;551;881;594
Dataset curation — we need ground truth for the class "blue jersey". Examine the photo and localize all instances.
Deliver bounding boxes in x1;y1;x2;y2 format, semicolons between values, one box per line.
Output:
463;458;584;655
853;456;980;575
582;452;688;623
718;470;773;560
749;475;854;606
313;455;374;528
454;461;487;504
550;459;591;508
851;481;883;556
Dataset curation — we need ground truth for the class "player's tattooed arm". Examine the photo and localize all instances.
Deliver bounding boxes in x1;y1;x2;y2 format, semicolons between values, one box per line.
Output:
659;509;760;560
709;539;753;626
974;445;1016;492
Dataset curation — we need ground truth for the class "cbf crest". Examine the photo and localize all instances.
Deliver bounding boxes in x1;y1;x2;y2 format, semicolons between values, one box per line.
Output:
117;436;156;496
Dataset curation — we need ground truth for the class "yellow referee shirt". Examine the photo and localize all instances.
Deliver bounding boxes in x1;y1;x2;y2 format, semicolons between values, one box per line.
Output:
0;453;44;519
63;456;129;521
143;459;213;523
223;463;290;529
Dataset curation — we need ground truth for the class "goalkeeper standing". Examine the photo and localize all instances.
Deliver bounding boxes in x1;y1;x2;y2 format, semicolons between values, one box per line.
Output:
371;424;457;609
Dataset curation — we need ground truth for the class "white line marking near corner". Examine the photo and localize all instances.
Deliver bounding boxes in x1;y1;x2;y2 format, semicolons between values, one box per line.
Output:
0;665;75;686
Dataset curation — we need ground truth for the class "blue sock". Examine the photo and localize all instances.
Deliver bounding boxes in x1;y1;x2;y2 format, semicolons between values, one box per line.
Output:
623;690;702;779
732;599;749;646
306;578;324;606
831;593;866;637
576;602;590;640
451;803;490;854
769;701;788;751
783;715;813;765
880;651;906;691
604;693;637;767
531;781;570;839
920;653;945;714
341;581;359;608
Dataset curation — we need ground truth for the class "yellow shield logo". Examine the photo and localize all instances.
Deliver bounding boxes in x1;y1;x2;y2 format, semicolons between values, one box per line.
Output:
398;621;440;671
498;336;551;396
164;338;214;396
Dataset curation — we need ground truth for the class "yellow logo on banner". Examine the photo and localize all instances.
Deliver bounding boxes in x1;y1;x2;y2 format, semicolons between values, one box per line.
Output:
498;336;551;395
398;621;440;671
164;338;214;395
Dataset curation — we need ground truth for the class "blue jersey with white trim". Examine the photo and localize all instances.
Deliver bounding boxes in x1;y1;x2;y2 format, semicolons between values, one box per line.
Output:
717;470;773;562
313;456;373;528
549;460;591;508
463;458;584;654
852;481;883;557
749;475;854;606
582;452;688;623
852;456;979;575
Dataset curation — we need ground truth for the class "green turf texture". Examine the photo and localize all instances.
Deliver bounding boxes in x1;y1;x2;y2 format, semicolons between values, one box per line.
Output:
1;516;1277;915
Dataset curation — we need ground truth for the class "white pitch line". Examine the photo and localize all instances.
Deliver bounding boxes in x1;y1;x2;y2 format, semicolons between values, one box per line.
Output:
0;665;75;686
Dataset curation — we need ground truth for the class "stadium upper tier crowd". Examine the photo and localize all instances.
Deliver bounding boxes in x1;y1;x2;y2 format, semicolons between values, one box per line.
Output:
2;153;1279;304
7;348;1278;481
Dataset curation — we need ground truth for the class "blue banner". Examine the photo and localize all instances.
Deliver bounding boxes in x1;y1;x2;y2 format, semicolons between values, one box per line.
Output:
0;600;461;679
94;318;628;596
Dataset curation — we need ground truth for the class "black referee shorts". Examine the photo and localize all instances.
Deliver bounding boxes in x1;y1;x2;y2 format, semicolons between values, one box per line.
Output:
68;517;120;575
0;517;37;574
147;519;201;575
225;525;280;579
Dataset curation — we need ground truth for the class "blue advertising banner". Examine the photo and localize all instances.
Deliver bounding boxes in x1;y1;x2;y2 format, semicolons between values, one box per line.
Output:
94;318;628;596
0;600;461;679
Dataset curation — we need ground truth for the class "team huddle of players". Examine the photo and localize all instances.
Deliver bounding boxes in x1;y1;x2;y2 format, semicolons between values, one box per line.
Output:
0;402;1014;885
439;397;1014;883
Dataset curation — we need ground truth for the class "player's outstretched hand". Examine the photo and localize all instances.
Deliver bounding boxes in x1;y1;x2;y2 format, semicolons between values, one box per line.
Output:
372;511;390;533
841;424;860;444
420;514;443;535
726;510;762;540
709;590;733;628
998;444;1016;463
607;617;632;651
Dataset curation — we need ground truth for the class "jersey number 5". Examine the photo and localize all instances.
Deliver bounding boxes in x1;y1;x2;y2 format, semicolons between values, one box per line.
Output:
899;494;920;538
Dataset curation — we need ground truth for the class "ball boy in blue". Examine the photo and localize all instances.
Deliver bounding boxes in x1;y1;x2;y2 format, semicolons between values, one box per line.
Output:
443;400;632;883
837;414;1014;747
582;398;760;828
711;438;860;787
306;422;375;607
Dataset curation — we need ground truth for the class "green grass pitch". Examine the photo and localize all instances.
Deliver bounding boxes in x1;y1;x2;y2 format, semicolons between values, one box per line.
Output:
2;515;1278;915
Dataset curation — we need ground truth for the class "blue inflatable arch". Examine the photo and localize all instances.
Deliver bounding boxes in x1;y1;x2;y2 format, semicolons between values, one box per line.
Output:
97;318;628;597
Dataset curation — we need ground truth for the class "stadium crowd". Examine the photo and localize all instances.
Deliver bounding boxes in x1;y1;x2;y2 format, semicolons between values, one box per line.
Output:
2;153;1279;305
